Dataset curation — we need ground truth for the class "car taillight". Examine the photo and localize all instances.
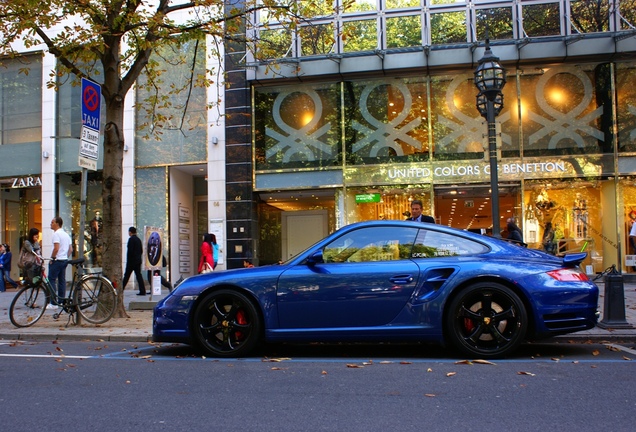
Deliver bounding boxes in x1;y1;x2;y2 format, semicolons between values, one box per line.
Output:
547;268;589;282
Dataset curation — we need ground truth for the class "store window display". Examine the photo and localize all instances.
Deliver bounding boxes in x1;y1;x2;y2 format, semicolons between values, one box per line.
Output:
88;211;103;267
525;182;602;272
622;181;636;272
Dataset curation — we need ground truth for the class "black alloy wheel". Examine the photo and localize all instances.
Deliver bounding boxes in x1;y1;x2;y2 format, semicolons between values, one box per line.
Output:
193;289;261;357
446;282;528;358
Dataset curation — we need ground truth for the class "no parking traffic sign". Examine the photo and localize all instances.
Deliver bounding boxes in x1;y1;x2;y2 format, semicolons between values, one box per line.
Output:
81;78;101;130
80;78;101;170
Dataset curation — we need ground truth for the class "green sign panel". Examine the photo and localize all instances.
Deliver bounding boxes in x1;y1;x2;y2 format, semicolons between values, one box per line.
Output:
355;193;381;203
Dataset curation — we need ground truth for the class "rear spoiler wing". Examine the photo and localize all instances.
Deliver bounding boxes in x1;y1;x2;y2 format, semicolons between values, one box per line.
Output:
562;252;587;268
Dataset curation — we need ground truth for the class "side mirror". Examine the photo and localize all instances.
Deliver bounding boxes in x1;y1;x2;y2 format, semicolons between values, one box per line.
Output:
306;250;324;266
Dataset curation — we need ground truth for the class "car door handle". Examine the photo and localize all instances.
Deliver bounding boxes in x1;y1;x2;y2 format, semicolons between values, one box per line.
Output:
390;275;414;284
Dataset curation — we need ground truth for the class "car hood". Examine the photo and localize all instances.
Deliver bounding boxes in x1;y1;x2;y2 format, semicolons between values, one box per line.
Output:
172;265;285;295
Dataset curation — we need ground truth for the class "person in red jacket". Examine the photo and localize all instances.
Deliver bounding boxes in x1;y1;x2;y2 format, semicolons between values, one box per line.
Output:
198;233;214;274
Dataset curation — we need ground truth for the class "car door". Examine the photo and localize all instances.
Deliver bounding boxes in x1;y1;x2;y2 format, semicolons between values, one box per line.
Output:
276;225;421;329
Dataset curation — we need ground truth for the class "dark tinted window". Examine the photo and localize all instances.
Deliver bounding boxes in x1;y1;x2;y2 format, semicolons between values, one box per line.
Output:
412;229;489;258
323;226;419;263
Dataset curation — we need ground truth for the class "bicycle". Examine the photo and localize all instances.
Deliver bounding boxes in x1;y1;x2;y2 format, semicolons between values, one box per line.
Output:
9;256;117;328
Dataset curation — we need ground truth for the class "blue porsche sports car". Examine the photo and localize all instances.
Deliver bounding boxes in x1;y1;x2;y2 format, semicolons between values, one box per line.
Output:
153;220;599;358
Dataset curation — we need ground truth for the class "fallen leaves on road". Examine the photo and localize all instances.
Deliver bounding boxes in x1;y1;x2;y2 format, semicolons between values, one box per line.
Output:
446;372;456;377
346;364;364;368
454;359;496;366
473;359;496;365
517;371;535;376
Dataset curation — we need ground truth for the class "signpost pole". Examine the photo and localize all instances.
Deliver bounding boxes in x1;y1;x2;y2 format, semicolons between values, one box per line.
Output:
76;167;88;325
78;78;101;325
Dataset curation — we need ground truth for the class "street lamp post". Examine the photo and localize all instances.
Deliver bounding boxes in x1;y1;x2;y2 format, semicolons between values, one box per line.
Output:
475;38;506;238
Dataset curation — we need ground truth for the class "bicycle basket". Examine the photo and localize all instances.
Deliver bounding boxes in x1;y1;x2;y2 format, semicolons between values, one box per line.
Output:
25;264;43;283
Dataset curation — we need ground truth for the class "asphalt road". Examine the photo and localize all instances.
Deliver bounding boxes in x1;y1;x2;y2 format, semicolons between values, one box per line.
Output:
1;340;635;432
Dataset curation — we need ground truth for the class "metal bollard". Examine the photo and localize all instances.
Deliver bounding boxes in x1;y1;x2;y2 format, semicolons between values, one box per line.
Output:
597;270;634;329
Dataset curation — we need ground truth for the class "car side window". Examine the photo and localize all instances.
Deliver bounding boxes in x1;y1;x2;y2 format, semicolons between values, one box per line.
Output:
323;226;419;263
412;229;489;258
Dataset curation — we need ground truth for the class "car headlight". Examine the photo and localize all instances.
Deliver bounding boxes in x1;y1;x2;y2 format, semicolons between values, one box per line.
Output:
161;294;198;309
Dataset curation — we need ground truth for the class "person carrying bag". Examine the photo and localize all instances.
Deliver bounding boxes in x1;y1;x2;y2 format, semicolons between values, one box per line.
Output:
19;228;43;283
198;233;214;274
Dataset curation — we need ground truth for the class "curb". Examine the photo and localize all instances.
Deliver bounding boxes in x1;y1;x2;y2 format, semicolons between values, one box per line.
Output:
2;330;635;346
0;332;153;343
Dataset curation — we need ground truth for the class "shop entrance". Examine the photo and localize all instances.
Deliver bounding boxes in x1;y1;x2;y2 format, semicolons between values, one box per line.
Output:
282;210;329;260
258;189;335;264
434;183;521;233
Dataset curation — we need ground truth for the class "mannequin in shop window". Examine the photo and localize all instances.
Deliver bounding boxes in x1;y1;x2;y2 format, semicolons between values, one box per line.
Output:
629;217;636;271
542;222;556;255
573;194;588;239
89;211;103;266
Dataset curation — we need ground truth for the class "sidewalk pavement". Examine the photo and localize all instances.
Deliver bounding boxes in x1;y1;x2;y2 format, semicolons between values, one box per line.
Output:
0;286;165;342
1;279;636;345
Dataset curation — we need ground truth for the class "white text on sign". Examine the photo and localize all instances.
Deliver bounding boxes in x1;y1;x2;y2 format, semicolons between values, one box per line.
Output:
80;141;99;159
81;127;99;144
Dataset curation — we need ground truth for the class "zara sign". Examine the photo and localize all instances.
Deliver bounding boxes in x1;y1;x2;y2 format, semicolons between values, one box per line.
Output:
11;176;42;188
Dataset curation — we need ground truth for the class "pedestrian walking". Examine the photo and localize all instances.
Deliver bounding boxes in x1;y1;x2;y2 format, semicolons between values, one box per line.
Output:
122;227;146;295
0;243;19;290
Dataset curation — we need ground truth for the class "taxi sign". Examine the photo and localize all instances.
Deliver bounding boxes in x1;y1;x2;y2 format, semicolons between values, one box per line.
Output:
81;78;101;131
80;78;101;170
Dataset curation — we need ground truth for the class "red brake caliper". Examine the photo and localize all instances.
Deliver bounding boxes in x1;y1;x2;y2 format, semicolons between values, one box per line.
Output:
235;309;247;340
464;318;475;333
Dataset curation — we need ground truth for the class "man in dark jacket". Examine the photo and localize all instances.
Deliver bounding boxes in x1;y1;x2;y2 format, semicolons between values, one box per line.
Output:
122;227;146;295
506;217;525;245
406;199;435;223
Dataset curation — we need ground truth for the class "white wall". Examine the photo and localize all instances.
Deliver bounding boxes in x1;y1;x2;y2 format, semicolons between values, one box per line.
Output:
169;169;195;283
207;34;226;270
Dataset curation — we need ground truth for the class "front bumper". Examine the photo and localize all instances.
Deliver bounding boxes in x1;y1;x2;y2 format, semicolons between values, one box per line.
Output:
152;294;197;344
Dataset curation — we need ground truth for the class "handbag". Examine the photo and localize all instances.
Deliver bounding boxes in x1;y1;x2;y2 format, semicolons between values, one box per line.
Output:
18;248;38;270
201;261;213;274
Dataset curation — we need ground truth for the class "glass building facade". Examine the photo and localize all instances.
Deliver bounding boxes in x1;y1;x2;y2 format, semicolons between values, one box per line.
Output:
229;0;636;270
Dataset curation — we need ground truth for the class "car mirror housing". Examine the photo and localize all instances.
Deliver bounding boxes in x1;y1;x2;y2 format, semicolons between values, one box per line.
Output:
306;250;324;266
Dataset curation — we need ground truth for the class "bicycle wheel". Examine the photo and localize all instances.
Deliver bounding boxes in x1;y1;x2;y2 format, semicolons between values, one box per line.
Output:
10;285;48;328
73;275;117;324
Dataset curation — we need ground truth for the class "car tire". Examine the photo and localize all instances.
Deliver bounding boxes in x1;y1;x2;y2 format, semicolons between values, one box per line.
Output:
446;282;528;359
193;289;261;358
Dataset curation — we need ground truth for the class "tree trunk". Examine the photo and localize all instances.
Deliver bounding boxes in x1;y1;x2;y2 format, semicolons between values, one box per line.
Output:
102;94;127;318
